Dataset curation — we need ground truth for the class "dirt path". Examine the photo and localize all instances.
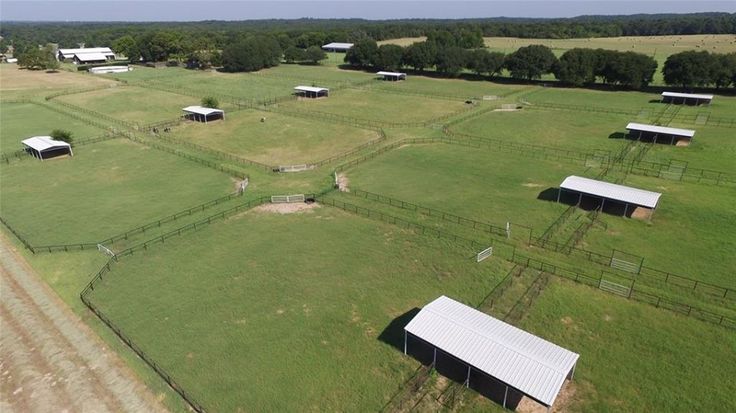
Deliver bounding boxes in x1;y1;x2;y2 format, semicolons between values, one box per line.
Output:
0;234;168;413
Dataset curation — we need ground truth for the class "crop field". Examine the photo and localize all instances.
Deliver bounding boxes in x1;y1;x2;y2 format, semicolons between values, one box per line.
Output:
171;109;381;165
0;101;104;153
85;206;513;412
1;44;735;413
0;138;234;245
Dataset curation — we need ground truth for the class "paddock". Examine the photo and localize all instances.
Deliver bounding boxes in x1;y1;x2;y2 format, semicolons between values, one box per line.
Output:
376;71;407;81
661;91;713;106
404;296;579;412
626;122;695;146
21;136;73;160
182;106;224;123
294;85;329;98
557;175;662;219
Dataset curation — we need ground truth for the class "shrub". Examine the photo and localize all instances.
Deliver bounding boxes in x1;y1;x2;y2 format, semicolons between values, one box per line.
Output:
50;129;74;144
201;96;219;108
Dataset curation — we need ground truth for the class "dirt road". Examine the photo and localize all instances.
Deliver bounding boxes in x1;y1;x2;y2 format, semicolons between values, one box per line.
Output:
0;233;168;413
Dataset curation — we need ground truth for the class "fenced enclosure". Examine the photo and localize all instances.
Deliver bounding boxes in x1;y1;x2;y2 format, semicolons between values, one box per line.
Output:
271;194;306;203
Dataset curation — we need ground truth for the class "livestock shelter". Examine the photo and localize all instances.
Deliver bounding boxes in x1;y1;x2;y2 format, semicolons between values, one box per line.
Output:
294;86;329;98
558;175;662;219
661;92;713;106
404;296;579;412
57;47;115;62
321;42;354;52
89;65;132;74
73;53;110;65
182;106;225;123
377;71;407;81
626;122;695;146
22;136;73;160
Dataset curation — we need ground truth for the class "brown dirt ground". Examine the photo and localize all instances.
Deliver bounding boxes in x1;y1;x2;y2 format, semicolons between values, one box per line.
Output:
631;206;653;220
517;381;577;413
337;173;350;192
252;202;320;214
0;65;115;92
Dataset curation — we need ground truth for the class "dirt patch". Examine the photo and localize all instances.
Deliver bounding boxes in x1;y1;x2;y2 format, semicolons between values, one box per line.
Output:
493;108;520;112
337;173;350;192
603;314;613;322
630;206;653;220
675;138;690;147
252;202;320;214
517;381;576;413
561;316;574;325
522;182;543;188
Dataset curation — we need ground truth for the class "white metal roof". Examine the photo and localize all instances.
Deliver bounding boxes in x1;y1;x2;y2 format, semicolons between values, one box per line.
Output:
560;175;662;209
377;71;407;77
59;47;114;57
626;122;695;138
322;42;354;49
405;296;579;407
22;136;72;152
294;86;329;93
74;53;109;62
89;65;130;74
182;106;224;116
662;91;714;100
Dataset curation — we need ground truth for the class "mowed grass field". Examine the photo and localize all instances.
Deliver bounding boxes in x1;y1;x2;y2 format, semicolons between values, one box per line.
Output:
513;277;736;413
0;102;104;153
345;144;581;230
0;64;115;95
86;206;513;411
57;86;199;124
172;109;381;165
369;76;529;99
0;138;233;245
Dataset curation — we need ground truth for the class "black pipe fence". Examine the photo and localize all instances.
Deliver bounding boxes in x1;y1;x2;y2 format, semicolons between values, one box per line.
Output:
50;100;139;129
154;135;275;172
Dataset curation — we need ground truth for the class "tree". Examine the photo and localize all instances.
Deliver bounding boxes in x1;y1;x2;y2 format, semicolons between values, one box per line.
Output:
466;49;504;77
201;96;219;108
221;36;282;72
304;45;327;64
504;45;557;80
601;51;657;89
711;53;736;88
375;44;404;71
663;50;716;88
283;46;306;63
434;46;467;77
17;45;57;70
344;39;378;67
112;35;139;61
402;41;436;71
50;129;73;144
554;48;599;85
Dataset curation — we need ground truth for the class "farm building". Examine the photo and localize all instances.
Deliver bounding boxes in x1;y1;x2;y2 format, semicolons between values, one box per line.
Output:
404;296;579;412
558;175;662;219
626;122;695;146
21;136;73;161
377;71;407;81
321;42;354;52
182;106;225;123
661;92;713;106
89;65;132;74
57;47;115;63
294;86;329;98
73;53;109;65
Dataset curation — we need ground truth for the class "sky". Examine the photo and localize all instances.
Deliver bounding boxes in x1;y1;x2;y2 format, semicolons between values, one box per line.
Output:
1;1;734;22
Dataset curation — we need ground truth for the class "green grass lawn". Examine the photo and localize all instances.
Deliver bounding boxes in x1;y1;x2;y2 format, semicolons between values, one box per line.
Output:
642;123;736;173
86;205;512;412
171;109;381;165
346;143;582;230
0;138;234;245
369;75;529;99
57;85;198;124
0;102;104;153
280;88;470;124
513;277;736;413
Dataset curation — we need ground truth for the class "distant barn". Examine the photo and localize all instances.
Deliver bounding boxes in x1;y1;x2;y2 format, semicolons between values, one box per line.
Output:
558;175;662;220
58;47;115;64
661;92;713;106
294;86;329;98
321;42;354;52
377;71;407;81
22;136;73;161
182;106;225;123
626;122;695;146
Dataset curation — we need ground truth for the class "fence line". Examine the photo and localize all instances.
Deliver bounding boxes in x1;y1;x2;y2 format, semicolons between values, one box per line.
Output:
154;135;275;171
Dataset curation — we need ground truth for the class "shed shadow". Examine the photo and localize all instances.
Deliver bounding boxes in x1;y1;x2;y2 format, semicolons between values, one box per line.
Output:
608;132;627;140
536;187;560;202
378;308;420;352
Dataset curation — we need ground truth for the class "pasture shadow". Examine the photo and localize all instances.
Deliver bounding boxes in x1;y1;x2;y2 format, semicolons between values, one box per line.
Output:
649;99;662;104
378;308;420;352
536;187;560;202
608;132;627;140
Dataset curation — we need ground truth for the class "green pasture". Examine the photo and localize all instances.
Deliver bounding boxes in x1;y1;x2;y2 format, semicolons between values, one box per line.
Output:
171;109;381;165
0;138;233;245
57;85;198;125
369;75;529;99
513;277;736;413
86;206;512;412
345;143;581;230
0;102;104;153
280;88;470;124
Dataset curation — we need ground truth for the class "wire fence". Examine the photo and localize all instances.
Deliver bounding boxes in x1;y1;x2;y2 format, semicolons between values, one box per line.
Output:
154;135;275;171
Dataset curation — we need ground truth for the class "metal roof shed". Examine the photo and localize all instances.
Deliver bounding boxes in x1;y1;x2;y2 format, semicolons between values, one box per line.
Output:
22;136;73;161
404;296;579;411
376;71;407;81
294;86;329;98
626;122;696;146
322;42;354;52
661;91;713;105
558;175;662;218
182;106;225;123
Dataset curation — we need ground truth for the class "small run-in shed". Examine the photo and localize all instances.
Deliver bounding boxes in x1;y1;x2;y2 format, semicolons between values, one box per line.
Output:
294;86;329;98
558;175;662;219
89;65;131;74
182;106;224;123
73;53;110;65
321;42;354;52
404;296;579;412
661;91;713;106
626;122;695;146
22;136;73;161
376;71;407;81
